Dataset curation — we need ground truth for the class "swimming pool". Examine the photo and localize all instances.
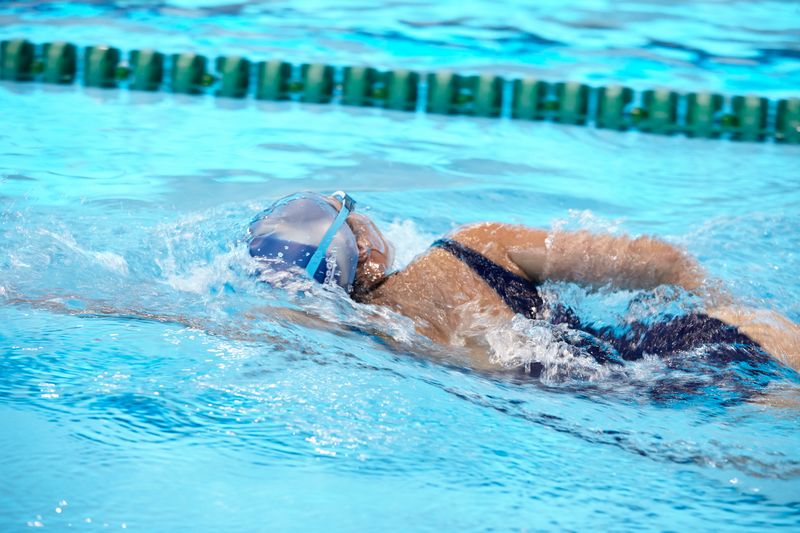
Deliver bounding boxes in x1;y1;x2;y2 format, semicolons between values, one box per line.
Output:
2;0;800;530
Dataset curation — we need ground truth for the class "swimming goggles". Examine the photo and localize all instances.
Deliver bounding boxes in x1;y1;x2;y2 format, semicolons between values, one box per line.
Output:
304;190;356;279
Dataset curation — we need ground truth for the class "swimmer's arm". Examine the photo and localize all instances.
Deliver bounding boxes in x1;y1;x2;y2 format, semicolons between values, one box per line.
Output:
706;305;800;373
505;228;800;374
5;292;400;352
508;230;708;294
346;212;396;294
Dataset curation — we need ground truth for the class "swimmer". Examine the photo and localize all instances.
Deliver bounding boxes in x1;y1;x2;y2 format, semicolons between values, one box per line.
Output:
249;191;800;376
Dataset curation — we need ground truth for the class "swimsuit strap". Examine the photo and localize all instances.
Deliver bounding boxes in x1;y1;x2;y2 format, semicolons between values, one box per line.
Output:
431;238;543;319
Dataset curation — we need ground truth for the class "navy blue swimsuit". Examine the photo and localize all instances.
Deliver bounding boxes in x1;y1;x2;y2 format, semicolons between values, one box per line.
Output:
432;238;544;319
432;238;777;378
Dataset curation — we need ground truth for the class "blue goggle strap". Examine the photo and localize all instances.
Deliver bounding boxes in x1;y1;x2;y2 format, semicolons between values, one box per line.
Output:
305;191;356;279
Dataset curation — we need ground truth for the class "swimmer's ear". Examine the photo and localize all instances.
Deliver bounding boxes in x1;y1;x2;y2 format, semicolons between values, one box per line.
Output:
507;248;547;283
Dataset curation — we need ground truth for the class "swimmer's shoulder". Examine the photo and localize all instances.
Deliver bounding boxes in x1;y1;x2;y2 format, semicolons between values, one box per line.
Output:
368;224;506;297
441;222;548;275
447;222;548;255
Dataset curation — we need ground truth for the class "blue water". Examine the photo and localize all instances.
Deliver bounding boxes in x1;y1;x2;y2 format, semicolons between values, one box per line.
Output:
2;0;800;530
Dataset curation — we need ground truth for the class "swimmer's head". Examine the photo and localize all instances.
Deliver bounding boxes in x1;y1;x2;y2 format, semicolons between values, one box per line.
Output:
248;191;359;291
249;191;396;296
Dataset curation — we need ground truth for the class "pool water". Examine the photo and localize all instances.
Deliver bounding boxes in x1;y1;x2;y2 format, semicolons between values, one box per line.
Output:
2;0;800;530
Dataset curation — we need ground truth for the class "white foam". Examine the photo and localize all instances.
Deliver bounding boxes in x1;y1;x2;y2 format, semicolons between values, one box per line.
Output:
38;229;129;276
485;315;610;382
9;254;31;269
88;250;130;276
550;209;625;236
383;219;436;269
161;246;243;294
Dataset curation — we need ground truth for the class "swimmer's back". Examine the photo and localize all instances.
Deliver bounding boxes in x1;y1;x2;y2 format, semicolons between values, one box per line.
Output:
363;222;800;373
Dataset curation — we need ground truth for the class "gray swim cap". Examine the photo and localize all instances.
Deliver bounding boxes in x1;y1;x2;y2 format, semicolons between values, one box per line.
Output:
248;192;359;292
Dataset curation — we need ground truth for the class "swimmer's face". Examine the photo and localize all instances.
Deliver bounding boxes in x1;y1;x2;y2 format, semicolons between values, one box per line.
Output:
324;195;395;293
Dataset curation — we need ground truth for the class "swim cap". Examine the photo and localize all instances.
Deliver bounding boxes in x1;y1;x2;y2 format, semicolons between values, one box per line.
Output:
248;191;359;292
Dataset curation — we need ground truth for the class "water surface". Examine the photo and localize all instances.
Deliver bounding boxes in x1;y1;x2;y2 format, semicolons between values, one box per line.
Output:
1;1;800;530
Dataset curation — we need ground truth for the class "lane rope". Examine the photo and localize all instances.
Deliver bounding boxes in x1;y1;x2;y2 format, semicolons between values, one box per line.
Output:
2;39;799;144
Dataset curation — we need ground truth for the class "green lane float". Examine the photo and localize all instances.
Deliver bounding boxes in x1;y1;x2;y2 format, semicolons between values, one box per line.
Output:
426;71;463;115
470;74;503;118
342;66;379;107
129;49;164;91
41;41;78;84
427;72;502;117
1;38;798;144
256;60;291;101
552;82;590;125
216;56;250;98
776;98;800;144
511;78;548;120
638;89;679;135
171;52;211;94
300;63;334;103
383;69;419;111
84;45;121;88
730;95;768;142
596;85;634;131
342;66;421;110
0;39;34;81
685;92;724;138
